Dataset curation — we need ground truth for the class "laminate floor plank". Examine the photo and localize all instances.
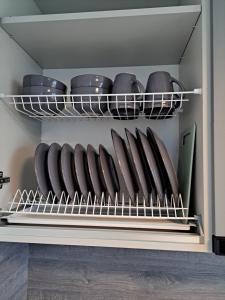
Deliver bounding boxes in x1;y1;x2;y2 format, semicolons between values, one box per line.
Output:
10;283;28;300
0;243;28;300
28;245;225;300
29;245;225;267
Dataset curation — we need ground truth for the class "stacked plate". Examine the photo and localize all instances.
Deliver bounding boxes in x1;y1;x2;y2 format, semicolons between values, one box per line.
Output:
34;127;179;204
34;142;120;202
111;128;179;205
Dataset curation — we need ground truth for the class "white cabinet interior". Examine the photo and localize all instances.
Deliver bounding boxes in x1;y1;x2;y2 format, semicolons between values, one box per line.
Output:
0;2;213;252
1;5;200;68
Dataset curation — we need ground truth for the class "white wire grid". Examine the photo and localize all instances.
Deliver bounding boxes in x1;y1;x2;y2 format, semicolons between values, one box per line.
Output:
1;89;201;120
4;189;197;221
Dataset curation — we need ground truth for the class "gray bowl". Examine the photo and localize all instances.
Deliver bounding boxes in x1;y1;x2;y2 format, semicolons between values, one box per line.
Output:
23;74;67;92
71;86;110;115
21;86;66;115
71;74;113;90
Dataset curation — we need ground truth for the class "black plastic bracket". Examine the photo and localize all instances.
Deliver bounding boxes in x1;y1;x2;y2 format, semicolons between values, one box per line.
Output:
213;235;225;256
0;171;10;189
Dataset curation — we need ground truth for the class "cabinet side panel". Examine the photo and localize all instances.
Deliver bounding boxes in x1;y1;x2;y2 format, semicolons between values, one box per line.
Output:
179;1;212;251
0;27;42;209
213;0;225;237
179;18;203;221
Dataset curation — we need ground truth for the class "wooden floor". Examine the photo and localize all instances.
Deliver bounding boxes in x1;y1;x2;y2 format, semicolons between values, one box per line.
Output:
0;243;28;300
27;245;225;300
0;242;225;299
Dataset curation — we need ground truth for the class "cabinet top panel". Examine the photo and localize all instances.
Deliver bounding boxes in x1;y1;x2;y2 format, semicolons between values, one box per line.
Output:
34;0;181;14
1;5;201;69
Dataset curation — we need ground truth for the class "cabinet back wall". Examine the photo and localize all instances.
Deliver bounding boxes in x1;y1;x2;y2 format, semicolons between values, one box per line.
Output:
43;65;180;168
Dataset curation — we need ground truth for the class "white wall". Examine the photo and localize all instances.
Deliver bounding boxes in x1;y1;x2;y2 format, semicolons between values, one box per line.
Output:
0;0;41;17
43;64;180;169
0;26;42;208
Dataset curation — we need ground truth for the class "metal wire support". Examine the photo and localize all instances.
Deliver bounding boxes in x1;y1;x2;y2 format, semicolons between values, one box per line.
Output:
1;89;202;120
5;189;196;221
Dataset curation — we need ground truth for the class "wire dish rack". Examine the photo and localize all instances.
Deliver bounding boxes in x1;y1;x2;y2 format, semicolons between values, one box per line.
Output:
1;89;201;120
1;189;202;231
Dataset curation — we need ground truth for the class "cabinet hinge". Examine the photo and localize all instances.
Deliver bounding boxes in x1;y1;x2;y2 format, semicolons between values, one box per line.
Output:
0;171;10;189
213;235;225;256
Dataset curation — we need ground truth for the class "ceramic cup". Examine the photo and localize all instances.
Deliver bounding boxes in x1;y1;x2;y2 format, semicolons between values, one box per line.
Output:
144;71;184;119
110;73;144;120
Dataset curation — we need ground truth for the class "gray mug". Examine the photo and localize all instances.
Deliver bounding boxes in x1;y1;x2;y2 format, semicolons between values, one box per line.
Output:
110;73;144;120
145;71;185;119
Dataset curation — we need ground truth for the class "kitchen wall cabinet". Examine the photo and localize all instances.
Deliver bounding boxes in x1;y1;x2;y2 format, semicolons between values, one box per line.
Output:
0;0;217;253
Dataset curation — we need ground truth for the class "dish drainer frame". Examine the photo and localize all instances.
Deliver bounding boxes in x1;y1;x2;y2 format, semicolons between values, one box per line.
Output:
0;89;202;120
1;189;203;234
0;89;202;231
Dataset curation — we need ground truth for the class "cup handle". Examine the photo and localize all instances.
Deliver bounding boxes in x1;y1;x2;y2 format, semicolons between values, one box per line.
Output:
136;80;145;93
171;77;185;108
134;80;145;101
171;77;185;91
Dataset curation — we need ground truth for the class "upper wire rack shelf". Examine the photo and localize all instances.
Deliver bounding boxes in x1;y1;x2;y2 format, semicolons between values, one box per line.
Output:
1;89;201;120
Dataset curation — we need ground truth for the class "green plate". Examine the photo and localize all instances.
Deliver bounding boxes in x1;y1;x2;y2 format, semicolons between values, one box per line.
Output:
178;123;196;215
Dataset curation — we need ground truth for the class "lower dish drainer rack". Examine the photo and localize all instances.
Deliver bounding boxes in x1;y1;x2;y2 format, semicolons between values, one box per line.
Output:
1;189;202;232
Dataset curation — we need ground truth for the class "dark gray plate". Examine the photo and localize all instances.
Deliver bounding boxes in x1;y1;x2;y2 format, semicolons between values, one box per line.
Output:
99;145;119;203
87;145;105;199
47;143;66;201
146;127;172;196
135;129;156;200
154;133;179;201
136;129;164;201
34;143;52;199
111;129;139;203
74;144;93;199
61;143;80;200
125;128;149;203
